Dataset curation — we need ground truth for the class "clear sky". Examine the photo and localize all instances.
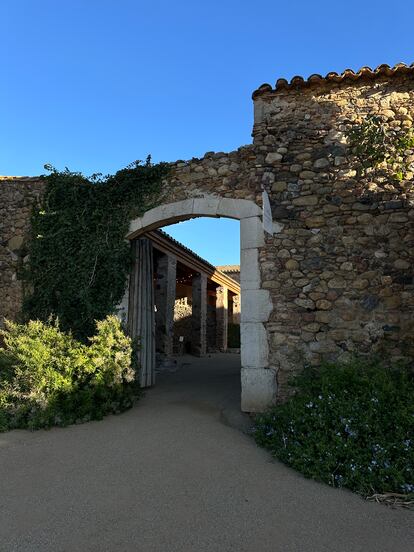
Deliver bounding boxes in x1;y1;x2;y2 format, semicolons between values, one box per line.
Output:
162;218;240;266
2;0;413;264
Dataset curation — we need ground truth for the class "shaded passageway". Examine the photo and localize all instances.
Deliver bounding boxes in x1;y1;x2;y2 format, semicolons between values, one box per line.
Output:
153;353;250;432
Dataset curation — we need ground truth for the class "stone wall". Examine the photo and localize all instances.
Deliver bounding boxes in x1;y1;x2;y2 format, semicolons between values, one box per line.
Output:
252;75;414;395
145;72;414;399
1;69;413;402
173;296;192;353
0;177;44;328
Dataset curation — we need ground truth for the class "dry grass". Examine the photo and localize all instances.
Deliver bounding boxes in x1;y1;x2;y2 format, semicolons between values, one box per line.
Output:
366;493;414;509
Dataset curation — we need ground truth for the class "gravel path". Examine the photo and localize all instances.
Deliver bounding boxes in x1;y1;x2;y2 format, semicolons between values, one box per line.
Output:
1;354;412;552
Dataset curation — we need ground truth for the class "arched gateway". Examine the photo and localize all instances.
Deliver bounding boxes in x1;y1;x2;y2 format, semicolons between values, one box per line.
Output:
2;63;413;413
121;198;275;413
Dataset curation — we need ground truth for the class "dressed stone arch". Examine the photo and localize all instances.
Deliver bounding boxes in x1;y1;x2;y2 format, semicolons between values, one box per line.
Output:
121;196;277;412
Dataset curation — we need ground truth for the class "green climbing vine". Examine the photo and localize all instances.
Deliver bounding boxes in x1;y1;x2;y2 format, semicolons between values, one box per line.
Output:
345;115;414;180
23;158;170;341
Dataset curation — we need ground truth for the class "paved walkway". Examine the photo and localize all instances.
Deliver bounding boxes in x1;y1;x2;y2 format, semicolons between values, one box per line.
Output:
1;354;412;552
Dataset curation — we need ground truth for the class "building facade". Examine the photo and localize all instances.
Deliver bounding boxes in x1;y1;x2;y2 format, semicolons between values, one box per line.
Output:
150;230;240;362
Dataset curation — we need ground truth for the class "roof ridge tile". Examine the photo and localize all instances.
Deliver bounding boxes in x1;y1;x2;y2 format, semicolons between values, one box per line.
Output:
252;62;414;99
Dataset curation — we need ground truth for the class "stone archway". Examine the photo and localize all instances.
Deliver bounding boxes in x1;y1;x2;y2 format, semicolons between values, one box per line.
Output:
123;197;276;412
2;66;413;414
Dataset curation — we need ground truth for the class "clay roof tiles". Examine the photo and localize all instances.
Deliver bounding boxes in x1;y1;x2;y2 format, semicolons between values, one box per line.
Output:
216;265;240;273
155;230;240;287
252;62;414;99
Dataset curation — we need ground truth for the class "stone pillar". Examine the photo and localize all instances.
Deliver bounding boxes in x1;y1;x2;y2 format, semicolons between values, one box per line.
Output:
155;253;177;363
232;294;241;324
216;286;228;352
191;273;207;356
240;215;275;412
128;238;155;387
206;298;217;352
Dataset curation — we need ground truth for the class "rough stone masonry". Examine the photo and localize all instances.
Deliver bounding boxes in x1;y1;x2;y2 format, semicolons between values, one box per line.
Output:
1;63;413;403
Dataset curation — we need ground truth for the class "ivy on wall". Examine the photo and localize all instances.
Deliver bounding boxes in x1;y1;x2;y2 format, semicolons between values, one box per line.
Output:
23;158;169;341
345;115;414;180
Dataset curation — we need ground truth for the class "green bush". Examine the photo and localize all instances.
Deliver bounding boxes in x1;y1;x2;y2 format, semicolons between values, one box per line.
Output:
0;316;140;431
23;160;169;341
253;358;414;498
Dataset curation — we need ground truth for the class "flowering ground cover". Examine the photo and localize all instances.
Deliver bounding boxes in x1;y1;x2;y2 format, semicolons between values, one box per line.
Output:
253;358;414;505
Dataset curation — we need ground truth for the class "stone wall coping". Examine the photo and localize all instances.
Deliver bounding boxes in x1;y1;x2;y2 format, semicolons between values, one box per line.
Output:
252;62;414;99
0;176;42;182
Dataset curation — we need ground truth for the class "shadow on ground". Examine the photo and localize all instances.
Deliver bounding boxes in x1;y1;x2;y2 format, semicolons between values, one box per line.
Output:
154;353;252;433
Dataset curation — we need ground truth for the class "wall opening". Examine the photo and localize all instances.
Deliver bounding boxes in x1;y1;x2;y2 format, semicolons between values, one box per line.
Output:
123;198;276;412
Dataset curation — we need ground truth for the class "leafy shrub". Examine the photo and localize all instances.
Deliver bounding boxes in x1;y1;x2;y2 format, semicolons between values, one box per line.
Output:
0;316;140;431
23;159;169;341
345;115;414;179
254;358;414;497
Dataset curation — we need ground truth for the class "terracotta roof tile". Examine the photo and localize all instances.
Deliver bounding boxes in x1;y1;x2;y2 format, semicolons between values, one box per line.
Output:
216;265;240;273
157;229;217;271
252;62;414;99
156;230;239;285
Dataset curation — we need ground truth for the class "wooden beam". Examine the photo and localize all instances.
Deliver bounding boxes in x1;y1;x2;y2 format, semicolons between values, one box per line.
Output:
145;230;240;295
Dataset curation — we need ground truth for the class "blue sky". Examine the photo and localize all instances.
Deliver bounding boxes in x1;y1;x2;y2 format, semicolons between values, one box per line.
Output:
2;0;413;264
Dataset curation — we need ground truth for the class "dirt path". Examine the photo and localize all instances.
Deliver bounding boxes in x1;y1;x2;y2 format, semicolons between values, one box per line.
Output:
1;354;412;551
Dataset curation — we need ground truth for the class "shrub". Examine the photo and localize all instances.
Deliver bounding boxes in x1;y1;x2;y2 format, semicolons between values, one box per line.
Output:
23;160;169;341
253;358;414;498
0;316;140;431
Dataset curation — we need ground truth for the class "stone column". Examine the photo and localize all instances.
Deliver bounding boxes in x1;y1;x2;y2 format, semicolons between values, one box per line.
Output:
216;286;228;352
191;273;207;356
128;238;155;387
155;253;177;363
232;294;241;324
240;215;275;412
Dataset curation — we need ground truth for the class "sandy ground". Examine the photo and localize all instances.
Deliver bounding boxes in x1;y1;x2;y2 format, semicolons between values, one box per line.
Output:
1;353;413;552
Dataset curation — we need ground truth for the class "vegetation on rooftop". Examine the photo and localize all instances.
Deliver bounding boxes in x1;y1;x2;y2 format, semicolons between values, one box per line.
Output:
345;115;414;180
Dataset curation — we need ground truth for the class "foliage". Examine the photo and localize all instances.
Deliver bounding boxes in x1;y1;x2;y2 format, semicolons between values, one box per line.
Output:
345;115;414;180
253;358;414;498
22;158;169;340
0;316;139;431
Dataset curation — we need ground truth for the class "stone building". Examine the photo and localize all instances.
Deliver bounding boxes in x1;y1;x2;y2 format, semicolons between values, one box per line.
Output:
1;62;413;411
216;266;241;324
149;229;240;364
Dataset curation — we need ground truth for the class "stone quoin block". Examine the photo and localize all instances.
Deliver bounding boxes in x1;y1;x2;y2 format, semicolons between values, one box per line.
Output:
241;322;269;368
192;196;220;217
216;198;262;220
241;367;277;412
240;216;265;249
240;248;261;291
241;290;273;323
